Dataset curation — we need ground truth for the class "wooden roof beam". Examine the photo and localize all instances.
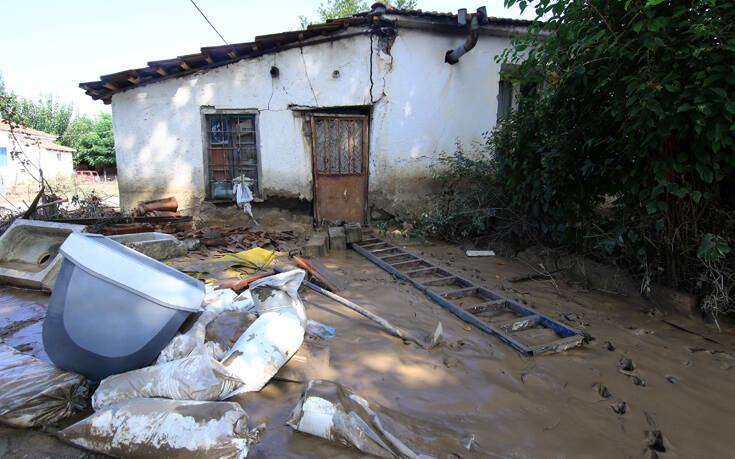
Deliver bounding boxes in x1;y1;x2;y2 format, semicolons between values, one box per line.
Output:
156;67;168;76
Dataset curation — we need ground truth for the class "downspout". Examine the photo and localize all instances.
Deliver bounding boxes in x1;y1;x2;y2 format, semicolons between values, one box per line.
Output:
445;7;488;65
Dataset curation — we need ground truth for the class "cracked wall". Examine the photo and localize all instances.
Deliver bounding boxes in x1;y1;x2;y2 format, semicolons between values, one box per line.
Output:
111;27;512;216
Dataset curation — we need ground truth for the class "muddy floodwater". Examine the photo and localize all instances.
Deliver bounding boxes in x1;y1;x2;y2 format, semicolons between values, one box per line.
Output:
1;239;734;457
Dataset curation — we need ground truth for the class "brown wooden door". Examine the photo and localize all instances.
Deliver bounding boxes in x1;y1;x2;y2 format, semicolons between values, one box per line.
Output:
312;115;368;223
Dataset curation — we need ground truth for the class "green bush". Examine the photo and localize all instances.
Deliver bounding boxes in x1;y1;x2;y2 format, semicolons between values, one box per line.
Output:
402;0;735;317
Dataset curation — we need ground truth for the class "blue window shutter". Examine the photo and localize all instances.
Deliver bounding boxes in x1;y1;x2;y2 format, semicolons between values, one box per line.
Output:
0;147;7;167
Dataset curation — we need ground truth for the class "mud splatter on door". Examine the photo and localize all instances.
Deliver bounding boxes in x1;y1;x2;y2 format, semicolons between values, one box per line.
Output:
311;115;368;223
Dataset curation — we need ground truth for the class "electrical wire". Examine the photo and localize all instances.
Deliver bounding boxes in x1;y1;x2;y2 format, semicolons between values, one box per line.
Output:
188;0;229;46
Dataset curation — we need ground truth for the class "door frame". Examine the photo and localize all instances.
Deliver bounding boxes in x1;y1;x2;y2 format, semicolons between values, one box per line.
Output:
310;113;369;223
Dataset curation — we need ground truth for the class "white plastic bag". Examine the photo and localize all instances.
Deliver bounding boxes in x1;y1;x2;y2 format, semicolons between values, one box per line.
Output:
59;398;258;458
287;380;428;458
0;343;87;427
157;289;253;364
92;352;244;410
156;310;222;364
220;269;307;397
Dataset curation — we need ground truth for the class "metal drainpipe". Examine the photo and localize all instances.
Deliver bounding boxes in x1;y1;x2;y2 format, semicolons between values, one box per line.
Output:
445;7;487;65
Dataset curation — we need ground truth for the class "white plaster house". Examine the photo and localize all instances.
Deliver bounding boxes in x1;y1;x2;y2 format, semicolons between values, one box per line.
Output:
0;121;75;192
81;6;529;222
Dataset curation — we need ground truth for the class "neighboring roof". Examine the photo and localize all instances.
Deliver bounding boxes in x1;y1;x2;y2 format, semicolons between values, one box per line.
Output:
0;119;76;153
0;119;56;138
41;141;75;153
80;6;531;104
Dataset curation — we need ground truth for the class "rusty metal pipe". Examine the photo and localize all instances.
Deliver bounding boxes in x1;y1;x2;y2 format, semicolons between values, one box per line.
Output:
445;7;487;65
445;30;479;65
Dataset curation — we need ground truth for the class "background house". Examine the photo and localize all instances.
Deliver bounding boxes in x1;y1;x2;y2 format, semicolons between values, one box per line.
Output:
0;121;75;191
81;6;529;222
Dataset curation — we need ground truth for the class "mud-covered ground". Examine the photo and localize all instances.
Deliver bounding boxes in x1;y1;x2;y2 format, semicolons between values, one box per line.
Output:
1;234;734;457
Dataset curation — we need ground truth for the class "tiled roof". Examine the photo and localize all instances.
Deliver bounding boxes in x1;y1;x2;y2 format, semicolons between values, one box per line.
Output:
0;120;76;153
80;7;531;104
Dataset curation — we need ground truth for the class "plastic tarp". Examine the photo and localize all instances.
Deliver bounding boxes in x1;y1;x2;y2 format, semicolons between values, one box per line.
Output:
58;398;258;458
220;269;307;397
0;343;87;428
92;352;244;410
216;248;274;271
287;380;430;458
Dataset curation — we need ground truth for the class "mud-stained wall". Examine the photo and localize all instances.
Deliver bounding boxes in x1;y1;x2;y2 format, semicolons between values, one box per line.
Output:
368;28;509;214
110;27;512;215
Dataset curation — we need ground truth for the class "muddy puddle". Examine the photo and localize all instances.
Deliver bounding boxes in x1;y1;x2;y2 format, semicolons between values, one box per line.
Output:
1;239;734;457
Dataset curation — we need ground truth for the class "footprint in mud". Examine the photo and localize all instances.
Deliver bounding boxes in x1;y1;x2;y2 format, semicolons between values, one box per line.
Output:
593;382;612;398
610;401;627;415
618;358;647;386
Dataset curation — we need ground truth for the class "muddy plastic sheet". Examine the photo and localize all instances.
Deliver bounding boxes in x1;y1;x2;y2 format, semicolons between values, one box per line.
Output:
59;398;258;458
92;352;244;410
0;343;87;428
220;269;307;397
288;380;433;458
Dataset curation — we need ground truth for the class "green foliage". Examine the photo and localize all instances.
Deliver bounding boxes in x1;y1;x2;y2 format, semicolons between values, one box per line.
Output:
317;0;369;21
698;234;731;263
60;114;115;169
313;0;417;22
0;73;73;136
489;0;735;295
17;94;73;136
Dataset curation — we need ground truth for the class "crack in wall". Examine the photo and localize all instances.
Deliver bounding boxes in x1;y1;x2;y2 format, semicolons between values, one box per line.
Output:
300;47;319;106
369;33;375;103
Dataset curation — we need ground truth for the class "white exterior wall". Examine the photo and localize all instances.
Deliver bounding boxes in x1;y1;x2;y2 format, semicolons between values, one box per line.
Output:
0;130;75;190
110;26;512;214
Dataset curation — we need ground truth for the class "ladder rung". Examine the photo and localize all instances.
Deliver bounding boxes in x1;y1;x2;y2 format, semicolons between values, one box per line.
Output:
358;241;383;249
381;253;411;261
370;247;400;254
403;267;437;276
441;287;478;299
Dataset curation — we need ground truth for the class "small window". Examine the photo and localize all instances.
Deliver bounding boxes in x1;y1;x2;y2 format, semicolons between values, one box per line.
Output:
497;79;514;122
0;147;6;167
205;113;259;200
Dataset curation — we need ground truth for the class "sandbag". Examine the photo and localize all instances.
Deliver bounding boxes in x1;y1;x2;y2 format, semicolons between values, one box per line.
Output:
220;269;307;397
0;343;87;427
92;352;243;410
287;380;429;458
59;398;258;458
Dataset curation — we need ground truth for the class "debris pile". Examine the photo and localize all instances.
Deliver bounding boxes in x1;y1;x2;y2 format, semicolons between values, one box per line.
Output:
176;226;295;252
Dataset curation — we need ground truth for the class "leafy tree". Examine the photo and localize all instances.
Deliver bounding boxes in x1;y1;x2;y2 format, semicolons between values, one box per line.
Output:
487;0;734;312
303;0;417;25
0;73;73;136
62;113;115;170
17;94;72;136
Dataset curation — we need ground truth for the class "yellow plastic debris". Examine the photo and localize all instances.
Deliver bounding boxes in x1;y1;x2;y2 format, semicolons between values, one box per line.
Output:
216;247;275;271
